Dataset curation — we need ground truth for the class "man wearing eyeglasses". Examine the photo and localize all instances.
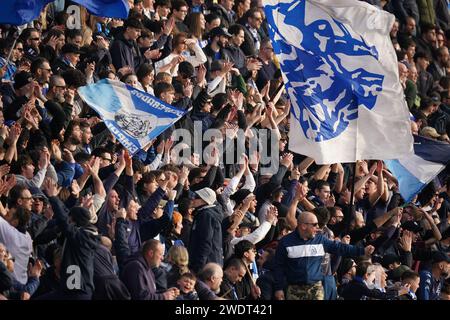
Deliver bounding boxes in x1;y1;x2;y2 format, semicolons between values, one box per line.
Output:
274;211;374;300
241;8;265;57
255;38;278;91
0;185;34;285
23;28;41;61
30;57;53;112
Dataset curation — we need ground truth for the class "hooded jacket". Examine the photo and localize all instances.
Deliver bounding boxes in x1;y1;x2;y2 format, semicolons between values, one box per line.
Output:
120;254;165;300
48;197;99;298
110;31;144;72
188;204;224;273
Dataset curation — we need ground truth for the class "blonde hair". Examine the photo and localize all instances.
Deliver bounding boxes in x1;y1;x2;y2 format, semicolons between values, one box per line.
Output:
81;27;93;47
167;245;189;274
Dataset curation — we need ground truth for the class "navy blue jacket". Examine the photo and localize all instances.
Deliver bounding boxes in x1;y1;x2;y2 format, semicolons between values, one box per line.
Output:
110;31;145;73
121;254;164;300
274;230;364;290
114;187;170;267
120;254;165;300
188;204;224;273
340;277;399;300
48;197;99;298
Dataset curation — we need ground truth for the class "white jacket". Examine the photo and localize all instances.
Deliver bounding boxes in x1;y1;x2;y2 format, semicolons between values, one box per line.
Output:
229;221;272;255
155;44;207;77
0;216;33;285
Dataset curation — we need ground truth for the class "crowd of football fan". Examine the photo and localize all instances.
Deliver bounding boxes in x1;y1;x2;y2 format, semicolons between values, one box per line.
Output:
0;0;449;300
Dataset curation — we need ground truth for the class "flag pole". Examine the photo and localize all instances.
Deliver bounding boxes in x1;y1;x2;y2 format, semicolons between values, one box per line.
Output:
5;37;18;65
349;162;357;211
5;27;23;66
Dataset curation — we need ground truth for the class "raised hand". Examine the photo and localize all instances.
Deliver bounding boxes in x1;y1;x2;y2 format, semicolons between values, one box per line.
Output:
163;17;175;35
221;61;234;75
51;139;62;162
8;124;21;143
178;166;189;183
183;82;193;98
206;146;220;166
242;194;255;209
266;205;278;224
47;35;58;49
295;182;308;201
196;64;207;84
230;209;245;229
116;150;126;169
376;160;383;176
364;245;375;257
115;208;127;220
158;173;169;190
42;177;59;197
71;180;81;198
249;150;260;172
280;152;294;168
260;81;270;101
28;259;43;278
184;38;197;47
62;148;75;164
290;166;301;181
4;174;16;194
0;164;10;179
81;193;94;209
144;48;161;60
167;189;177;201
156;140;165;154
325;193;336;207
0;178;6;196
399;230;412;252
246;58;262;71
90;156;101;177
341;235;351;244
239;154;249;172
165;138;174;153
229;89;244;110
124;149;132;168
23;108;39;129
64;88;76;105
85;62;95;79
38;149;50;170
0;124;9;140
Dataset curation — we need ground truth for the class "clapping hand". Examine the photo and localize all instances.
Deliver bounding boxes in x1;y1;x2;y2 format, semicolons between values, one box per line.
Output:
42;177;60;197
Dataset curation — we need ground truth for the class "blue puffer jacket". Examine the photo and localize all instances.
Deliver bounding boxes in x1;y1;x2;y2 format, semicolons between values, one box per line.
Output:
274;230;365;290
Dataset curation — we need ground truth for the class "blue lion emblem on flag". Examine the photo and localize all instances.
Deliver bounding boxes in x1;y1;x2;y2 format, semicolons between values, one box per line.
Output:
264;0;385;142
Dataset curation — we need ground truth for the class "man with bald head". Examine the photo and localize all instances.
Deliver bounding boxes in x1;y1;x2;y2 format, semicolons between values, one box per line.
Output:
274;212;374;300
196;263;225;300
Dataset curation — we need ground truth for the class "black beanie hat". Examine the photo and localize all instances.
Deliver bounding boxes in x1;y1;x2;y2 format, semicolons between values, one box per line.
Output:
337;258;354;279
69;207;92;227
193;90;212;110
230;189;252;207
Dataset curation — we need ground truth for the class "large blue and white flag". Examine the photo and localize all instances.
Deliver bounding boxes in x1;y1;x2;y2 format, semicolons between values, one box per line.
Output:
0;0;53;25
78;79;186;155
72;0;130;19
385;135;450;203
263;0;413;164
